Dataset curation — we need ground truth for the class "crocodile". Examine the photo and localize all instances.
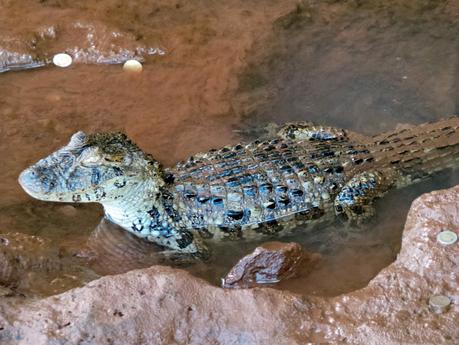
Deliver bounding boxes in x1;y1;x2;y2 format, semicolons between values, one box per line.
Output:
18;117;459;257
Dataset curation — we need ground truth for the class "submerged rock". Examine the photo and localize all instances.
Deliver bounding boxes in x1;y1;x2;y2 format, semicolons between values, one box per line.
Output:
0;232;61;285
85;218;163;276
0;232;99;297
221;241;318;288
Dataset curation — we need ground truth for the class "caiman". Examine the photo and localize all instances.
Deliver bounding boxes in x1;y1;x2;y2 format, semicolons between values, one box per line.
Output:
18;118;459;257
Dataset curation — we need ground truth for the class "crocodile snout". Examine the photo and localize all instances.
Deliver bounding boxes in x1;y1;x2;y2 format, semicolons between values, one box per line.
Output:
18;167;58;199
19;168;42;196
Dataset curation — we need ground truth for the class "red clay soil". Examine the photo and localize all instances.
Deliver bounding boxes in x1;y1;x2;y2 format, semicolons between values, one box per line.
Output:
0;185;458;345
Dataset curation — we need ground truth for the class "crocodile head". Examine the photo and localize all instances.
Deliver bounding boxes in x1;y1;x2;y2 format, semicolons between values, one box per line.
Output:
19;131;163;203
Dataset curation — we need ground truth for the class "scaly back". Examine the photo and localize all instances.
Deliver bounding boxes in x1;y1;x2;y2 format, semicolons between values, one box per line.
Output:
168;117;459;234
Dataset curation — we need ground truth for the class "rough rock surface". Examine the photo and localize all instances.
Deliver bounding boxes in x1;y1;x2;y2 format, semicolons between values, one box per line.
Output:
1;185;459;344
222;241;317;288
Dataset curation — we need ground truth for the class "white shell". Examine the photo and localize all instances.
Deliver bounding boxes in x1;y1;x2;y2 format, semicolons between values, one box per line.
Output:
123;59;143;72
429;295;451;313
436;230;458;245
52;53;73;68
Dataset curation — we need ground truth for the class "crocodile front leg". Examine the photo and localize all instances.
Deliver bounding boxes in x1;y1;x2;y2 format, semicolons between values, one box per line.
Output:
148;228;210;260
334;169;399;224
140;230;210;264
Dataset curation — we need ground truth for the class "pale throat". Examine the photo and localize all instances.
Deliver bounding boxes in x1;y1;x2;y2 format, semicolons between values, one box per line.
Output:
101;178;162;230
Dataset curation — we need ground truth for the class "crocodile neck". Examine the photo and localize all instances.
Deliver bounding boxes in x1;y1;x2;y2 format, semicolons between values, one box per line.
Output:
101;179;165;236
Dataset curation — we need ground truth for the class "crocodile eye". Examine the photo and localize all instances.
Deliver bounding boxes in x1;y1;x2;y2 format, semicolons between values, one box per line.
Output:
103;156;121;163
103;154;131;165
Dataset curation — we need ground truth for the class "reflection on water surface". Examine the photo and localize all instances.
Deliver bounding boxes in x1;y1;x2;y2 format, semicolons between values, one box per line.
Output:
1;0;459;297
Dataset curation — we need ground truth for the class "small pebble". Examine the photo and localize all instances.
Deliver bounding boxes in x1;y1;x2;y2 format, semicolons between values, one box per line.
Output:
52;53;73;68
123;59;143;73
429;295;451;314
436;230;458;246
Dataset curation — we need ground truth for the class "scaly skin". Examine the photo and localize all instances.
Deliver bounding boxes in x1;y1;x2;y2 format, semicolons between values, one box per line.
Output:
19;117;459;256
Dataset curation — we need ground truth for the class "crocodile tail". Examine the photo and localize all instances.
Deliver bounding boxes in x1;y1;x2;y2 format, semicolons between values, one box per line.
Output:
369;116;459;183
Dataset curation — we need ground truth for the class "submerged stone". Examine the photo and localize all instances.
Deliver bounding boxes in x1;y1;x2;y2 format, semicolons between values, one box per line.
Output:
221;241;318;288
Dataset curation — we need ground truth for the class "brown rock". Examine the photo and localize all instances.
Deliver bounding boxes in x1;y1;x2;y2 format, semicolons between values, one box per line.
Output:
0;185;459;344
222;241;316;288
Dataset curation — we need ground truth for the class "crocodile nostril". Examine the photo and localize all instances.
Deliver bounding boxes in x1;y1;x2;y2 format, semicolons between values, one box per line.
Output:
19;168;38;191
19;167;54;194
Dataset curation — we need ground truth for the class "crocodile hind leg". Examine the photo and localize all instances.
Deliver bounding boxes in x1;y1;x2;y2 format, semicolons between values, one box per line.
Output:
334;169;399;224
276;122;349;141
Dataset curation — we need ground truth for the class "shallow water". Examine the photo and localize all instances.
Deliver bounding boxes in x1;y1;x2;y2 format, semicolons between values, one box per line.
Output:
1;0;459;298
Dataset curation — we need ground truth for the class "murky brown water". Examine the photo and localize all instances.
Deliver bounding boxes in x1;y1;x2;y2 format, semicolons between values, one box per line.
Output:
1;0;459;298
